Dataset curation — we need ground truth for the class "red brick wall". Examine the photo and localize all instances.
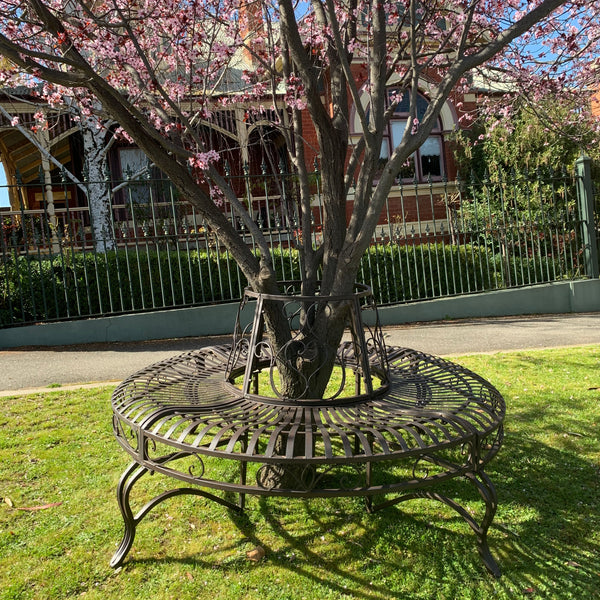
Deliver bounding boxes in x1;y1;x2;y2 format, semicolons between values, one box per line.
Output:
298;65;472;228
592;91;600;119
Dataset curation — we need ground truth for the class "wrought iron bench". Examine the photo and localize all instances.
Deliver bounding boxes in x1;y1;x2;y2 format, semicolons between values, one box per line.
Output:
109;285;505;576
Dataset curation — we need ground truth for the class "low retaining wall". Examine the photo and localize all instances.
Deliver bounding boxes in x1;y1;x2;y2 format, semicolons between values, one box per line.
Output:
376;278;600;326
1;279;598;348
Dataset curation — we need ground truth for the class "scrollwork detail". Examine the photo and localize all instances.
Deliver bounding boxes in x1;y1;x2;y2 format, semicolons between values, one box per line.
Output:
412;456;431;481
256;464;285;491
114;418;138;451
188;455;206;480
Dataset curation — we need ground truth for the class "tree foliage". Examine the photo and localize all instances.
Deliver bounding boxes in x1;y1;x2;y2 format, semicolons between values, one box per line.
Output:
453;97;600;180
0;0;598;395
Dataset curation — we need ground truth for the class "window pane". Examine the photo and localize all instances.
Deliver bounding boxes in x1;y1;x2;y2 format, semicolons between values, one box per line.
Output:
389;91;410;114
375;138;390;175
119;148;147;177
420;136;442;177
119;148;149;204
389;122;416;180
390;120;407;147
388;91;430;121
379;139;390;159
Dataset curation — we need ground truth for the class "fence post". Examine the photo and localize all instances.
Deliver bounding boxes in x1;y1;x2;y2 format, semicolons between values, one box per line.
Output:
575;154;599;279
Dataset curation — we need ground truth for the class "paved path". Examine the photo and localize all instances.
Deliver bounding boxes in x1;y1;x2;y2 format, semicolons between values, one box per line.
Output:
1;312;599;395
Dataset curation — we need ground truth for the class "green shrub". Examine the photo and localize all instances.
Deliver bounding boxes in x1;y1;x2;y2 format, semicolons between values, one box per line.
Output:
0;241;578;327
358;243;496;303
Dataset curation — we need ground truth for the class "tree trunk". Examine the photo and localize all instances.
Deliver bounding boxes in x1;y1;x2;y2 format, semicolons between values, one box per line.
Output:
259;296;350;400
81;121;114;252
235;284;382;489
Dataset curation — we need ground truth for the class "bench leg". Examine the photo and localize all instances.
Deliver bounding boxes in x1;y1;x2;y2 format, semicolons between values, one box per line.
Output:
418;470;501;577
465;470;501;578
368;469;501;577
110;462;145;569
110;460;245;568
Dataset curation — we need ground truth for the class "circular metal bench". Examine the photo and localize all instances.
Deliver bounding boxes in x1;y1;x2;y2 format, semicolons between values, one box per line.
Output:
110;286;505;576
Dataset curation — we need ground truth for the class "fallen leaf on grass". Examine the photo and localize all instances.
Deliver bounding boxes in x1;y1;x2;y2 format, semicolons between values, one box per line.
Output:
565;560;582;568
16;502;62;511
3;497;14;508
246;546;266;562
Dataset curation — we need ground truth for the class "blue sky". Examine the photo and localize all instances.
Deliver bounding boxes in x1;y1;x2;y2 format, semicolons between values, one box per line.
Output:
0;165;9;207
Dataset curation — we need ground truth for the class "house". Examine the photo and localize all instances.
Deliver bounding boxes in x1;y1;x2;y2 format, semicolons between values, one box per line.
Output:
0;91;82;212
591;87;600;119
0;9;482;247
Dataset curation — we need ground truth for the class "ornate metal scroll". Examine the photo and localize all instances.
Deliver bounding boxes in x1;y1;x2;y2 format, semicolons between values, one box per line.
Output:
224;282;390;402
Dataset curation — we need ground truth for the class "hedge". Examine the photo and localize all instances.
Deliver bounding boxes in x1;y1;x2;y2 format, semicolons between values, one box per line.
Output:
0;242;570;327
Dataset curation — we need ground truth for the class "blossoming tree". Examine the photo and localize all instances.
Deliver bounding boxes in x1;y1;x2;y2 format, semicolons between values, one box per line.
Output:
0;0;598;396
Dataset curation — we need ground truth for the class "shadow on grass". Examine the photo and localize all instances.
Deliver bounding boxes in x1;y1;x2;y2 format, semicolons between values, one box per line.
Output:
489;431;600;597
123;426;599;599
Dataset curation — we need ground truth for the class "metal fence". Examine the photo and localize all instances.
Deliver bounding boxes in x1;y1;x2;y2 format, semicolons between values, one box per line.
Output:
1;162;597;328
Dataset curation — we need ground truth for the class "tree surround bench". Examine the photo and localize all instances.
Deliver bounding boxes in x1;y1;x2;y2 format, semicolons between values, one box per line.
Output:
109;284;505;576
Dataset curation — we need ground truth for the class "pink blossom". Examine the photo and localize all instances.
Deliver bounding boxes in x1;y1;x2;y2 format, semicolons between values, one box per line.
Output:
0;0;598;215
188;150;220;171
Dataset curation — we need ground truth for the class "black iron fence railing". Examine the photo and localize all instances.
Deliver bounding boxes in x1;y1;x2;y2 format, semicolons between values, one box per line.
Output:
0;161;597;328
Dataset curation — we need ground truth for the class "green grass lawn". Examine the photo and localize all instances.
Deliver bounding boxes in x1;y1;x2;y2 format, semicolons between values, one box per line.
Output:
1;345;599;600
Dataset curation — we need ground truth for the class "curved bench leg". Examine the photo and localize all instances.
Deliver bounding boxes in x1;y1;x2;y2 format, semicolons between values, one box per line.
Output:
421;470;501;577
369;469;501;577
110;460;245;568
110;462;146;569
465;470;501;578
109;462;201;568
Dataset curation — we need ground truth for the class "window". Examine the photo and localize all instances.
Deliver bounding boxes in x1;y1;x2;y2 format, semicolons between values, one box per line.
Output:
118;148;150;205
380;89;444;182
119;148;148;179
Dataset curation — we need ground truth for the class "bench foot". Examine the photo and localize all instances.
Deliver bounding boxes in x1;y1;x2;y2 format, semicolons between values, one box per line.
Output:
369;469;501;577
110;461;243;569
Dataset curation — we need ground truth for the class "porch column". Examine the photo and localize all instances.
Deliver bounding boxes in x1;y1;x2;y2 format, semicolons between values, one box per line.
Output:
235;106;253;218
236;106;250;166
36;122;59;250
